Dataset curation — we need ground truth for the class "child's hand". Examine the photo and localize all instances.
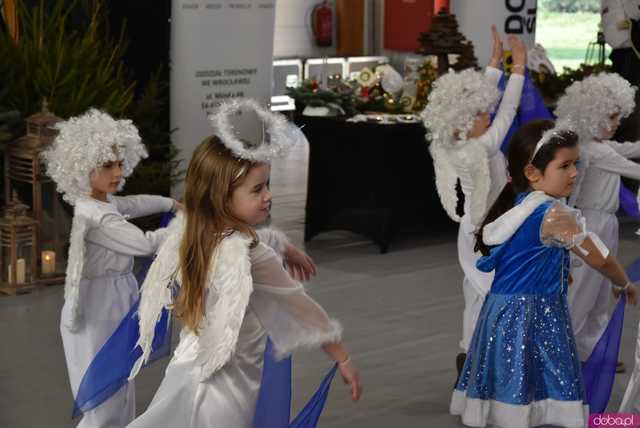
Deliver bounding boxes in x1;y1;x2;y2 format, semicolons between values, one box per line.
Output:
174;201;185;212
284;243;317;281
338;359;362;401
507;35;527;73
613;282;638;305
628;284;638;304
488;25;503;68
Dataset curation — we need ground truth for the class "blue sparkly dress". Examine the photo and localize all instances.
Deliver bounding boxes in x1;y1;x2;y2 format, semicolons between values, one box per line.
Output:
451;193;588;428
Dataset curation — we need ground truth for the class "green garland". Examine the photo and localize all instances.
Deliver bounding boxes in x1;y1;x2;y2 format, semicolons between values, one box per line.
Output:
530;63;612;105
287;61;439;116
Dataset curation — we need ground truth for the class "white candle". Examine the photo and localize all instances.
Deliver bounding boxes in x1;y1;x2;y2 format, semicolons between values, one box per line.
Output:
8;258;26;284
42;251;56;275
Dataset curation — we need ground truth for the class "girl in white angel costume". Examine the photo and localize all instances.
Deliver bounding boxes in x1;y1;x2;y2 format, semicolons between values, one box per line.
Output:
555;73;640;364
41;109;181;428
126;99;362;428
421;29;526;368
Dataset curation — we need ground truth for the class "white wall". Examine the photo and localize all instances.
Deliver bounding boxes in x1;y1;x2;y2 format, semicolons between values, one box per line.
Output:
452;0;538;66
273;0;336;58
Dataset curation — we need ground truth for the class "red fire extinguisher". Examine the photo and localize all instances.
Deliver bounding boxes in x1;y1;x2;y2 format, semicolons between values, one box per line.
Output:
311;1;332;47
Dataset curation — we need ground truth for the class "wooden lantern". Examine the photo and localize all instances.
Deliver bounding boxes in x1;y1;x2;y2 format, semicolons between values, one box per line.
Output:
0;192;38;295
4;100;68;285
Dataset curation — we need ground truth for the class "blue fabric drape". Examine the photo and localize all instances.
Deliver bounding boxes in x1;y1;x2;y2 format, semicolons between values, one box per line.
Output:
582;261;640;413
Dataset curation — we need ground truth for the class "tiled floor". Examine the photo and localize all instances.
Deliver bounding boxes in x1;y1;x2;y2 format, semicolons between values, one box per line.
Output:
1;142;639;427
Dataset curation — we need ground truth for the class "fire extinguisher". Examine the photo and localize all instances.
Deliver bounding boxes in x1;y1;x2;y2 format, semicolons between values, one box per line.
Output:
311;1;332;47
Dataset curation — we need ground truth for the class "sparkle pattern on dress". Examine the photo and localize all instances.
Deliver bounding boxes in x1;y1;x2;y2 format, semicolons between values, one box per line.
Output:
454;195;586;421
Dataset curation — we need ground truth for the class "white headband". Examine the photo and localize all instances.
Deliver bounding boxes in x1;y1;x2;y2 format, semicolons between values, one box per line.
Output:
529;121;575;163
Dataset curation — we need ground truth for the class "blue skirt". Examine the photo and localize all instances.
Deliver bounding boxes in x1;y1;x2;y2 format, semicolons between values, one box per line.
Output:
451;292;588;428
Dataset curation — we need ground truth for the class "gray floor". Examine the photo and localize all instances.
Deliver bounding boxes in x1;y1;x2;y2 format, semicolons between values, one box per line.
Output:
1;142;639;428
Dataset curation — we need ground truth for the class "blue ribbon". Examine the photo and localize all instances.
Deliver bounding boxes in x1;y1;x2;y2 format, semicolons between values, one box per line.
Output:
252;338;338;428
581;260;640;413
619;184;640;218
582;294;626;413
495;70;553;153
72;299;172;418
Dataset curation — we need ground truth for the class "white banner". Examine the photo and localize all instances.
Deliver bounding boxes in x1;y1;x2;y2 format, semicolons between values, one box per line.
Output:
451;0;538;66
170;0;276;196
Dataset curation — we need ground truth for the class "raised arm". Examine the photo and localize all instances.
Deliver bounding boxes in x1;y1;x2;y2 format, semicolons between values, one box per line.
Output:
476;34;526;156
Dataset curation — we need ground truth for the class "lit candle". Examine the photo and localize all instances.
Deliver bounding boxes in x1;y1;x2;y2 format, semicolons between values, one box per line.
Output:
8;258;26;284
42;251;56;275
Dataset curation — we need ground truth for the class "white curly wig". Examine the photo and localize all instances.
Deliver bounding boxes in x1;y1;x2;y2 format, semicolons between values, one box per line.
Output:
555;72;636;141
421;68;501;145
42;109;148;205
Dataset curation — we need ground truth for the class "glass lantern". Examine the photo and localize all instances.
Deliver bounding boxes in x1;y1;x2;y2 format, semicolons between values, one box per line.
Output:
4;100;69;285
0;192;38;295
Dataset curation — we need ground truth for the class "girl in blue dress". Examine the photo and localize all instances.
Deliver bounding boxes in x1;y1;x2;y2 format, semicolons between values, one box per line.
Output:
451;119;638;428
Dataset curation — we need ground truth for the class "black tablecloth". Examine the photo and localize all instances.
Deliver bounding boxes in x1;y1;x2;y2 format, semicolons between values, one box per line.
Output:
296;116;456;253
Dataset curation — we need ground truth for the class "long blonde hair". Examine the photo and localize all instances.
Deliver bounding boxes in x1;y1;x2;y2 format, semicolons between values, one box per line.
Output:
175;136;257;332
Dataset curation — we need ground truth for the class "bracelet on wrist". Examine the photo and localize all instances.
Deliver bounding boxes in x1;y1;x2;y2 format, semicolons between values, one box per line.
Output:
338;356;351;366
614;282;631;291
512;64;525;71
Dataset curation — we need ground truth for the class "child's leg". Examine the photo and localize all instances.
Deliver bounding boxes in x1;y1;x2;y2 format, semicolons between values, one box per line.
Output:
620;319;640;413
77;381;135;428
460;277;484;352
568;210;618;360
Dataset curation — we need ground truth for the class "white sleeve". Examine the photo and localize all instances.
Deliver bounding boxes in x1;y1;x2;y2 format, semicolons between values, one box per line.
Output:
623;0;640;20
476;73;524;156
484;66;503;88
85;212;168;256
256;227;290;259
540;201;609;258
605;140;640;159
110;195;174;219
619;319;640;413
602;0;629;48
249;244;342;359
592;145;640;180
567;152;589;207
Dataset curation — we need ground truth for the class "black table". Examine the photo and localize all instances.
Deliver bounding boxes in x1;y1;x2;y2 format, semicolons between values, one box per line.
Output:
296;115;456;253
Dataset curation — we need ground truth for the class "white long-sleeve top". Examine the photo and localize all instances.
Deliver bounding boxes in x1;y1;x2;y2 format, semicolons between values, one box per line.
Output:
458;68;525;231
569;140;640;213
61;194;175;394
127;227;342;428
132;217;341;382
78;195;174;278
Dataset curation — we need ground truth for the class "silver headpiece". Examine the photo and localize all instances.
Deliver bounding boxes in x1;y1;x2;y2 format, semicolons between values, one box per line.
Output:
529;120;576;163
208;98;304;163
